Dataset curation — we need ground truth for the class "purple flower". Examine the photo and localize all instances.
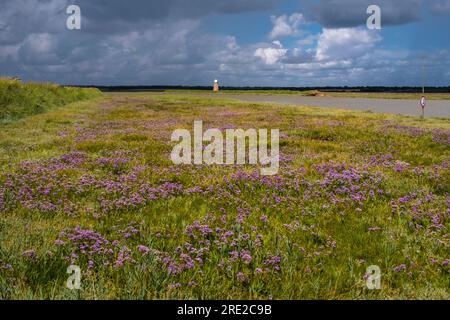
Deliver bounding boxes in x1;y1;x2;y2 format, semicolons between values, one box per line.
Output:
241;233;250;241
237;272;248;283
168;283;182;289
223;231;234;238
138;245;150;254
22;249;37;261
255;268;263;274
240;251;252;265
54;239;66;246
393;264;407;272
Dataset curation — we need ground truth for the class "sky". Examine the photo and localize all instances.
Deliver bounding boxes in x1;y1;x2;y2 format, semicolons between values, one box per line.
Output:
1;0;450;87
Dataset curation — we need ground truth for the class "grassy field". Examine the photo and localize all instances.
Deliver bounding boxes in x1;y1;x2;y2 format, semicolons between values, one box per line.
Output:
165;89;324;96
165;89;450;100
0;92;449;299
0;79;102;123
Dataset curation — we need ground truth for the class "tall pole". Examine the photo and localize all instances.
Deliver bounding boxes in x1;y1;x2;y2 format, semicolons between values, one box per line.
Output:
421;54;426;119
421;103;424;119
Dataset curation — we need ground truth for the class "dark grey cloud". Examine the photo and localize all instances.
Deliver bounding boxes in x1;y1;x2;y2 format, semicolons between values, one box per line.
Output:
0;0;276;85
78;0;274;21
76;0;275;33
0;0;67;44
0;0;449;86
0;0;275;40
306;0;422;28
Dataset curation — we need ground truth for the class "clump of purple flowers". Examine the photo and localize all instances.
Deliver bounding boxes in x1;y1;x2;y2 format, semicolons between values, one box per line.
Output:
263;255;281;272
391;191;449;240
157;212;282;284
313;162;384;207
391;191;449;272
0;149;196;216
96;157;130;173
56;226;135;269
431;129;450;146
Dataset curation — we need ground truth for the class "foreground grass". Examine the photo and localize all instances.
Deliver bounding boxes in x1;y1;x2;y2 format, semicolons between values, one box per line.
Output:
0;93;448;299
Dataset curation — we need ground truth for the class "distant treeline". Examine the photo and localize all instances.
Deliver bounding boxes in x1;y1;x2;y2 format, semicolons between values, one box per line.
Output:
84;85;450;93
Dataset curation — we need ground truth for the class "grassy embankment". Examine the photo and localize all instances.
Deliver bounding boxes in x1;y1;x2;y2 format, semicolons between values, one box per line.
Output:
0;79;102;123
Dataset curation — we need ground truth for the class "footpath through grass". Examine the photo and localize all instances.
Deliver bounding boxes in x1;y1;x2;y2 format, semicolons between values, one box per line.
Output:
0;92;448;299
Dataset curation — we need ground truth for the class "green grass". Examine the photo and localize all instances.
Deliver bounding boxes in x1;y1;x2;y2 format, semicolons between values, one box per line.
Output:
0;92;448;299
0;79;102;123
165;89;323;96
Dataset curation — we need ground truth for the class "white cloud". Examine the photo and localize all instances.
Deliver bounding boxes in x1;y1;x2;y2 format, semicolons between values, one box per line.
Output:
269;13;305;39
296;34;319;46
254;41;287;64
315;28;381;61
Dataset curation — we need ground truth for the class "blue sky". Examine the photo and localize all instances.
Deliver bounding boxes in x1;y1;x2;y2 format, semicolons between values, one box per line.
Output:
1;0;449;86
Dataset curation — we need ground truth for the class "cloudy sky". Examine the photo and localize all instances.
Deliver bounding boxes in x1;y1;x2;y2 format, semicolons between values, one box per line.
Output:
1;0;450;86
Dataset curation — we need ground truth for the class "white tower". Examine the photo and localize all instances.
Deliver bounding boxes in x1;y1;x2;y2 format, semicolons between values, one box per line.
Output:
213;79;219;92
